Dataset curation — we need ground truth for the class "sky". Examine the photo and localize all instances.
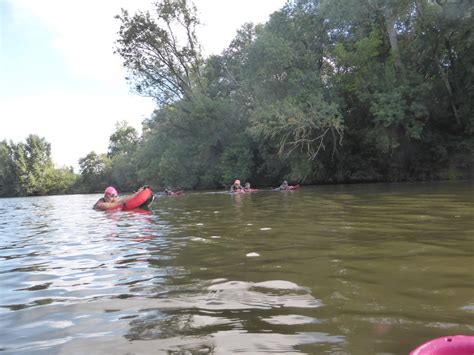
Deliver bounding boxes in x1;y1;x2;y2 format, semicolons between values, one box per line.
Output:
0;0;287;171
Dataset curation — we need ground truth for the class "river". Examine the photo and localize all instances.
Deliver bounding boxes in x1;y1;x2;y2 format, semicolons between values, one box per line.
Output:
0;182;472;354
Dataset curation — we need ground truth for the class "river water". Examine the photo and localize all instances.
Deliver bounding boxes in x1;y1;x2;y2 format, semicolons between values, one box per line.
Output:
0;182;472;354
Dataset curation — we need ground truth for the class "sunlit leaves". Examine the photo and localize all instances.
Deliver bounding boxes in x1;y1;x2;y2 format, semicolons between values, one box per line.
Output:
115;0;203;105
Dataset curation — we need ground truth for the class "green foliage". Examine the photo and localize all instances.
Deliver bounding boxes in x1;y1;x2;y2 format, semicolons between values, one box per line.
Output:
0;140;15;196
0;136;78;197
114;0;203;105
138;94;253;189
250;95;344;160
244;31;295;99
78;152;112;192
158;146;199;188
108;121;139;158
43;166;77;195
220;141;254;184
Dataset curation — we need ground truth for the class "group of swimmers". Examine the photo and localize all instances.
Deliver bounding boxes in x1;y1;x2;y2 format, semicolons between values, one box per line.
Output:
94;180;295;210
230;179;291;192
229;180;253;193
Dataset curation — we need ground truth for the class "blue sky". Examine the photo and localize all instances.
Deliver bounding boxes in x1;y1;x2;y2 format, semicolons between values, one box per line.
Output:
0;0;286;170
1;1;64;96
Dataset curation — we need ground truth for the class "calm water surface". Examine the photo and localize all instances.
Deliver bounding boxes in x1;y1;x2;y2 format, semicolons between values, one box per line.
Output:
0;182;473;354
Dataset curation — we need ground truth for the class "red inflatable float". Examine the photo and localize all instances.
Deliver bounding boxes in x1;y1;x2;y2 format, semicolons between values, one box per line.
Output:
121;187;154;210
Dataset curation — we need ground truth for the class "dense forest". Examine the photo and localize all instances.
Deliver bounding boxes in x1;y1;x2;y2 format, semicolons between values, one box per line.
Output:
1;0;472;197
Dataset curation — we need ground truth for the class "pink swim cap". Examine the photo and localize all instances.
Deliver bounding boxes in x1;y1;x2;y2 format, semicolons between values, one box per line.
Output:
234;179;240;185
104;186;118;196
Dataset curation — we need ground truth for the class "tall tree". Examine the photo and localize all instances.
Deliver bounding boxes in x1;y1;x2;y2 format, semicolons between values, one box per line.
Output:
115;0;204;105
239;3;344;181
13;135;55;195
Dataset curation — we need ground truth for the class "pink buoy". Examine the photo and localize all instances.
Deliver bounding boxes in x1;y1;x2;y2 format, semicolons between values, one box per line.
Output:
410;335;474;355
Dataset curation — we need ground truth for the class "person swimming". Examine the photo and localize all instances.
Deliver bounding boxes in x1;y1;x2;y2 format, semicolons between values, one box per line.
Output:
230;179;244;192
93;186;119;210
93;186;147;210
278;180;289;190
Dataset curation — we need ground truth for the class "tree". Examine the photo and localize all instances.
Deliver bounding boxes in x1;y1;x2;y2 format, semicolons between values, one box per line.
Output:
108;121;139;158
115;0;204;105
0;135;77;196
136;92;255;189
238;7;344;179
78;152;112;192
43;166;77;195
8;135;55;195
0;140;15;196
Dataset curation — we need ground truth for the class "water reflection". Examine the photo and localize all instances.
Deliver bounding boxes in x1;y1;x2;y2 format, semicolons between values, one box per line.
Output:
118;278;335;353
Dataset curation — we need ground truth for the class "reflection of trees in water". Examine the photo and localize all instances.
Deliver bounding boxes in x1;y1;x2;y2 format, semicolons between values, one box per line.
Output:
122;304;343;353
125;310;182;340
124;310;217;353
122;279;325;353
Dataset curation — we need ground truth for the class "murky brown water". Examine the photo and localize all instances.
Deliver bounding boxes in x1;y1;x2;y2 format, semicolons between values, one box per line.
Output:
0;181;472;354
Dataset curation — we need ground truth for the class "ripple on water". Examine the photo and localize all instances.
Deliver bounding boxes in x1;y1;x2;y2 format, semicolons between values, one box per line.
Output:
53;329;345;354
261;314;322;325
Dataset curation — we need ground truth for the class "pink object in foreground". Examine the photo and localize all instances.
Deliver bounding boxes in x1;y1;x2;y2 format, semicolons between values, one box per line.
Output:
410;335;474;355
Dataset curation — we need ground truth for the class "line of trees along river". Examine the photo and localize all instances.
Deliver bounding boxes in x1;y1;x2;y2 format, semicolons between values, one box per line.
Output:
1;0;472;197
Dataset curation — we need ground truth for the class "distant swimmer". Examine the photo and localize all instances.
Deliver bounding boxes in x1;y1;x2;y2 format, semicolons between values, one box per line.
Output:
230;179;244;193
273;181;300;191
244;182;258;192
278;180;289;190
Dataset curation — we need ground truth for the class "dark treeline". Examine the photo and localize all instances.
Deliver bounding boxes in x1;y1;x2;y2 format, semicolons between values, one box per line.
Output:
1;0;472;197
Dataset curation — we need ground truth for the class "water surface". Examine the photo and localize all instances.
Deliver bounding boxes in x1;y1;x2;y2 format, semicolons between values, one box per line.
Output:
0;182;473;354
